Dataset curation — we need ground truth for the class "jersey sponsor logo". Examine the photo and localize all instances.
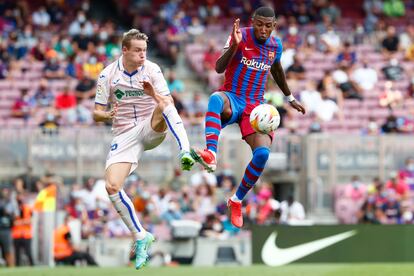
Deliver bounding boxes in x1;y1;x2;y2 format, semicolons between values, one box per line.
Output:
241;57;271;71
114;89;125;100
125;90;145;97
114;89;145;100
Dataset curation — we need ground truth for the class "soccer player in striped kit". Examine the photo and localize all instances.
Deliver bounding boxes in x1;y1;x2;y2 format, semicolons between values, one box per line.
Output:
191;7;306;228
93;29;194;269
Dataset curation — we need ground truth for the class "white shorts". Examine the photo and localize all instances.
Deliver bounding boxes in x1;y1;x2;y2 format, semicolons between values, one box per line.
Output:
105;116;167;175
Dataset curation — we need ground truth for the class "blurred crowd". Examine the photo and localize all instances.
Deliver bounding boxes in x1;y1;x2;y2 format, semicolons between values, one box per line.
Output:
335;157;414;224
0;0;210;130
0;166;304;266
0;0;413;134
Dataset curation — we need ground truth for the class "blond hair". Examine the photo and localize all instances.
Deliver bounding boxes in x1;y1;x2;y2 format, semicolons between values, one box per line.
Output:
121;29;148;49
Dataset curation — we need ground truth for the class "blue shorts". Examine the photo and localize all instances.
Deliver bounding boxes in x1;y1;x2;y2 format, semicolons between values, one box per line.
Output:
221;92;274;140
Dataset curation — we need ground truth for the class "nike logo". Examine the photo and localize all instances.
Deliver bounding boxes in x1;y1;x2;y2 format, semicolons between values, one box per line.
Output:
245;47;254;51
113;79;120;85
99;75;105;79
261;230;357;266
176;122;182;125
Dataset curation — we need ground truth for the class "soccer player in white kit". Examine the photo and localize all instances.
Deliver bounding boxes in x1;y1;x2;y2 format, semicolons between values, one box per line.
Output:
93;29;195;269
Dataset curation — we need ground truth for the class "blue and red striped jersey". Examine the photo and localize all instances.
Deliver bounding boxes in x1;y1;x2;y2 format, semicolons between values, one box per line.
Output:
219;27;283;104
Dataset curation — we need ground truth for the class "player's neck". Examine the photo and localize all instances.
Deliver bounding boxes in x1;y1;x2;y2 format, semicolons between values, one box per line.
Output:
123;60;143;74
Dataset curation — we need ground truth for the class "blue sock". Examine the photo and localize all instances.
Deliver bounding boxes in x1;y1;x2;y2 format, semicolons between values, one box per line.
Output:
235;147;270;201
205;93;224;153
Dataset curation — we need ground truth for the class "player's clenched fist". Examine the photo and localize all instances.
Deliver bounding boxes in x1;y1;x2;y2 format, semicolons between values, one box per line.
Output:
108;102;118;118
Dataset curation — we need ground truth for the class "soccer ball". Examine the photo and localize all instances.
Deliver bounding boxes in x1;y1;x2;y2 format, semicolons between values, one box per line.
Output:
249;104;280;134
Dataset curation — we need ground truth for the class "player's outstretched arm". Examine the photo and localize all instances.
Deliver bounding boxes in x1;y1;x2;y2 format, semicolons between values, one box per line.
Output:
93;102;118;122
270;61;306;114
215;18;242;74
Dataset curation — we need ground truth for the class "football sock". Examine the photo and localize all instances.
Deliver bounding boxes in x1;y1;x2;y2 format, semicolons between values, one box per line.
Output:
162;104;190;152
205;93;224;153
109;189;146;240
234;147;270;201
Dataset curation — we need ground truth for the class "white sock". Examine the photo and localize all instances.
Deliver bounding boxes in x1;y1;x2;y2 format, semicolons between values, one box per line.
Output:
231;194;242;202
108;189;146;240
162;104;190;152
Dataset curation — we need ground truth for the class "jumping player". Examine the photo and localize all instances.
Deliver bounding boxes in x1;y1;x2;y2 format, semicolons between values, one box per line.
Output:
93;29;195;269
191;7;306;228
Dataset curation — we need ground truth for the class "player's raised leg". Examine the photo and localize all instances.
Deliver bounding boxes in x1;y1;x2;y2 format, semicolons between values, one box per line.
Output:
141;80;194;170
105;163;154;269
191;92;232;172
228;133;271;228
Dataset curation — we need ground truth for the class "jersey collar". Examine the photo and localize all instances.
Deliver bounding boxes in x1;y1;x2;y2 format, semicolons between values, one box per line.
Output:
118;55;143;77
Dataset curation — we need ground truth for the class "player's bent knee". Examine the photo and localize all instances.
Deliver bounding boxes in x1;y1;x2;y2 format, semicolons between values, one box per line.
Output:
105;178;122;194
158;96;174;111
209;92;231;118
254;147;270;165
210;92;225;105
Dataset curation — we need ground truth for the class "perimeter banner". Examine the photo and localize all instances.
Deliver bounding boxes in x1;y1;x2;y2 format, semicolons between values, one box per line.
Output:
252;225;414;265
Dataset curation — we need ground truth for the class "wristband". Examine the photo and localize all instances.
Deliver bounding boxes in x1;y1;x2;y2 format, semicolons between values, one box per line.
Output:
287;94;295;102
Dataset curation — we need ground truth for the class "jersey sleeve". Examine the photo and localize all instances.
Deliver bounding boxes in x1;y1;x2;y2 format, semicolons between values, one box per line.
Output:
275;38;283;62
150;64;170;96
223;35;232;49
94;70;110;105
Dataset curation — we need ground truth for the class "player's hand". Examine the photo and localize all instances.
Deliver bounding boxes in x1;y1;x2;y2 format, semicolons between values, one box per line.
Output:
232;18;242;45
289;100;306;114
108;102;118;119
140;80;156;98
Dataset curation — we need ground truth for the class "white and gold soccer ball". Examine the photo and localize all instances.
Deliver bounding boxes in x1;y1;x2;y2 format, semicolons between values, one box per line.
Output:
249;104;281;134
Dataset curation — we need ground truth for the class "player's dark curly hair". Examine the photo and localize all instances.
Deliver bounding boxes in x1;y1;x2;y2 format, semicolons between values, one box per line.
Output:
253;6;275;19
122;29;148;49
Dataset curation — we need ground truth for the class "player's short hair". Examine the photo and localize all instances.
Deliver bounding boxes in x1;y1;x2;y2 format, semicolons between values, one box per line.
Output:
121;29;148;49
253;6;275;19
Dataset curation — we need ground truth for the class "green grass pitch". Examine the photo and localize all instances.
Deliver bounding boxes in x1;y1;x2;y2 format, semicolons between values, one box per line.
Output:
2;264;414;276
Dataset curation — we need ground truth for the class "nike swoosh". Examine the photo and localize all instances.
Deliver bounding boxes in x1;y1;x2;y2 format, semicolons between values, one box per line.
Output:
261;230;357;266
245;47;254;51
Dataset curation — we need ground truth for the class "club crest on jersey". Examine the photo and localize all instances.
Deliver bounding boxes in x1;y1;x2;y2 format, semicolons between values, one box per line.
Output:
241;57;271;71
268;51;275;60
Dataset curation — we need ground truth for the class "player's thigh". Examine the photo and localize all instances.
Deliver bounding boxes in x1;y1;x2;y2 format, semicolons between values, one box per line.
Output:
151;100;173;133
142;116;167;151
105;162;132;192
151;105;167;133
244;132;272;150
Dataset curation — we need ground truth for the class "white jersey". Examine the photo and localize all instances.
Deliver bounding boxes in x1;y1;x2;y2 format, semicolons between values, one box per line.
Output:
95;56;170;135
